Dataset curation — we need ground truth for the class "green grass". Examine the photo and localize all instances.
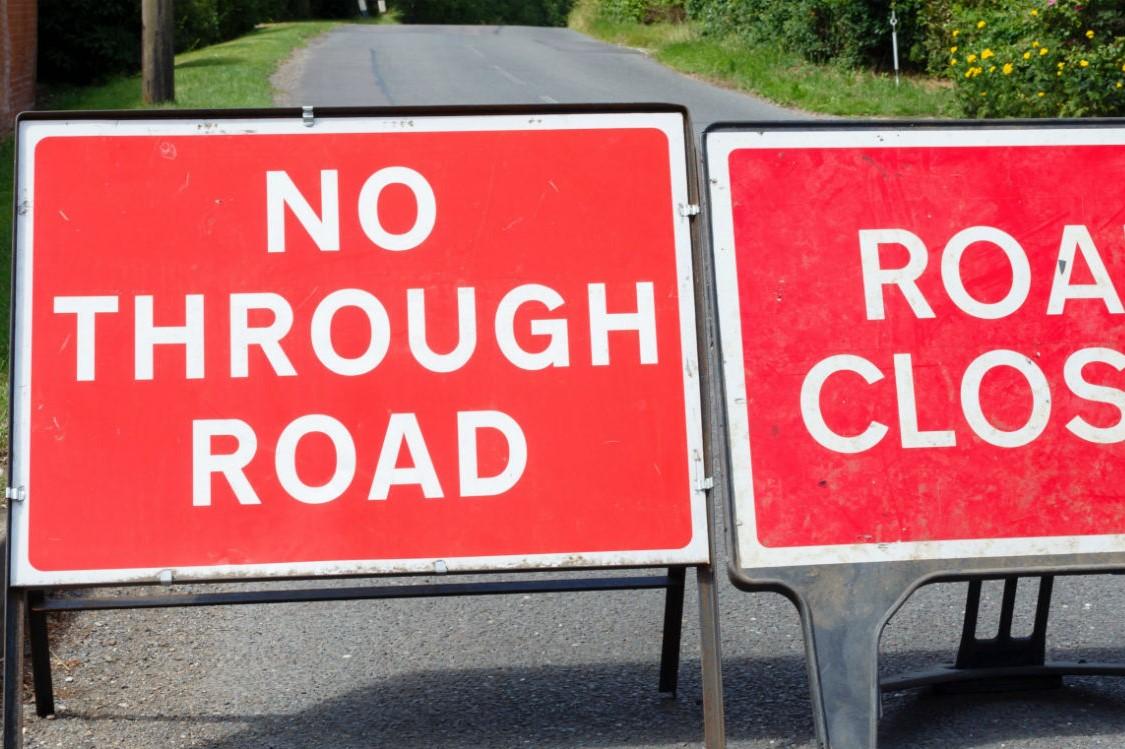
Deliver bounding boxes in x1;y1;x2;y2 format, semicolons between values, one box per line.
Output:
571;12;958;118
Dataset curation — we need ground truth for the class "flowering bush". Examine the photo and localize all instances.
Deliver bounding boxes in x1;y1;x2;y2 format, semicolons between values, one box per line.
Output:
948;0;1125;117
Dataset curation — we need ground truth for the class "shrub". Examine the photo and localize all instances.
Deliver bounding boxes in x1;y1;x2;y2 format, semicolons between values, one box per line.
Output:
595;0;685;23
683;0;934;71
947;0;1125;117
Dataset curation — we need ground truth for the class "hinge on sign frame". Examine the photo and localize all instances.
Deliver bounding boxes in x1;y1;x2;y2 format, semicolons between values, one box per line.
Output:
700;477;714;491
302;105;315;128
679;203;701;218
5;486;26;502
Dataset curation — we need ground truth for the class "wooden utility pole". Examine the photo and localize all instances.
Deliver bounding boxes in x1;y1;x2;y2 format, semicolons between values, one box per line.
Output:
142;0;174;104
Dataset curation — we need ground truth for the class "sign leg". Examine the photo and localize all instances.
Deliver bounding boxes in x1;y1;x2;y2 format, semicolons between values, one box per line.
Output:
2;585;26;749
696;564;726;749
25;593;53;718
796;568;909;749
658;566;687;696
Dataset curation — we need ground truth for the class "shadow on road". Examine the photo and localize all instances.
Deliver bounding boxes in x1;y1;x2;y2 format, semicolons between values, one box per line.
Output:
41;651;1125;749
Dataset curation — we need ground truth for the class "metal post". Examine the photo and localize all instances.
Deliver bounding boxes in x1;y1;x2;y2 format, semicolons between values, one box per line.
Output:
890;7;901;87
658;566;687;695
2;584;26;749
26;592;54;718
697;563;726;749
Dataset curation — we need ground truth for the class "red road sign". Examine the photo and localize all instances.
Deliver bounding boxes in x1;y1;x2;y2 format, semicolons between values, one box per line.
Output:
707;126;1125;569
11;110;707;585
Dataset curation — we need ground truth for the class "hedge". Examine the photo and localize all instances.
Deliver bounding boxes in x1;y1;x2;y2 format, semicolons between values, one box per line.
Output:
593;0;685;23
38;0;357;85
681;0;939;71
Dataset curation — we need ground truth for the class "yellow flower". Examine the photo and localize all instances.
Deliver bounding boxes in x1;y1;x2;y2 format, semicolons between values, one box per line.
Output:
988;65;996;73
1122;63;1125;72
1087;30;1095;39
980;92;988;97
965;69;973;78
1058;62;1066;69
1002;63;1014;75
968;53;978;63
981;49;994;60
1030;9;1039;16
950;46;958;53
1118;81;1123;89
977;20;986;29
1023;51;1032;60
1081;59;1089;68
1038;91;1046;97
950;57;958;66
1040;48;1049;56
1032;41;1039;48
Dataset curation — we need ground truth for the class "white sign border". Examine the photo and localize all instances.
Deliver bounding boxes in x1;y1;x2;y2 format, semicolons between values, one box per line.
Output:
706;125;1125;570
12;111;709;586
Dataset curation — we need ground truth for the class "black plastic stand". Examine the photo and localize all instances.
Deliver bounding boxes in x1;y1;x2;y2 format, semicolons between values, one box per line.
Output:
734;564;1125;749
882;575;1125;696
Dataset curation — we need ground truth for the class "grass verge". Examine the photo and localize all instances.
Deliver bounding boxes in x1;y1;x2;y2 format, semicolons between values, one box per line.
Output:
570;8;958;118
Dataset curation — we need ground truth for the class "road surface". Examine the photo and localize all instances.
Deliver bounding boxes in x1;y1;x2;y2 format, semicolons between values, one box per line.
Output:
272;23;799;130
22;22;1125;749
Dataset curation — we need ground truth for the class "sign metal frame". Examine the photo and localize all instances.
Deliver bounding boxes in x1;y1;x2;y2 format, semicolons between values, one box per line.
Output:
2;103;726;749
703;118;1125;749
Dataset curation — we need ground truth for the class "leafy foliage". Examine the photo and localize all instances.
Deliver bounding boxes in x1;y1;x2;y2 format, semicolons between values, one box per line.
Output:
682;0;932;71
595;0;685;23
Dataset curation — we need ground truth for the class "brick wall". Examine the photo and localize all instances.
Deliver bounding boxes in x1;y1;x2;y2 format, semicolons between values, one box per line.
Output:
1;0;37;131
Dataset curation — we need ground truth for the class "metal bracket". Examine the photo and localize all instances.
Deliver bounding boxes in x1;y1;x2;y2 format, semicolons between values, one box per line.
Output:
5;486;26;502
679;203;701;218
700;477;715;491
302;106;315;128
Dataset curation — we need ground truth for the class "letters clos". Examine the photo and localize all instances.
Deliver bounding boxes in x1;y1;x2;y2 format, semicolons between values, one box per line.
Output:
801;224;1125;453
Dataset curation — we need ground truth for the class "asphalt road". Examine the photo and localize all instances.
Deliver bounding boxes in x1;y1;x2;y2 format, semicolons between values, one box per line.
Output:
23;23;1125;749
271;23;800;128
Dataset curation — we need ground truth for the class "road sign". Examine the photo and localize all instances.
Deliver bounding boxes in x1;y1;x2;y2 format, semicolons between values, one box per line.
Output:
705;121;1125;749
708;124;1125;570
10;108;708;586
